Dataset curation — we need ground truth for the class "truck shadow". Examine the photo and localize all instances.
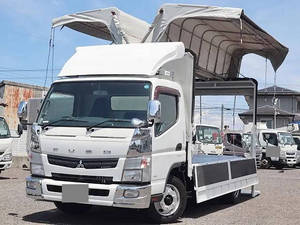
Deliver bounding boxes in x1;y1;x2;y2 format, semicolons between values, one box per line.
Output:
22;195;253;225
183;195;252;219
23;207;154;225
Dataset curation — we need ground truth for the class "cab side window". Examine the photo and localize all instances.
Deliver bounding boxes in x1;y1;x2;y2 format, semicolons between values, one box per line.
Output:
155;93;178;136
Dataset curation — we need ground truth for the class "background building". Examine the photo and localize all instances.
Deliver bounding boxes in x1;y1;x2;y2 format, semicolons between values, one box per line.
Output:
239;85;300;129
0;80;46;162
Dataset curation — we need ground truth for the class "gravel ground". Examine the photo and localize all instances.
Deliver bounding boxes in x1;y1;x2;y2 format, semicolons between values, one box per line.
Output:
0;168;300;225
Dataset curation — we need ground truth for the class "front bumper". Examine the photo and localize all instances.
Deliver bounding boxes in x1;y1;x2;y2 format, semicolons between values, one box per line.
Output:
0;160;12;171
26;176;151;209
280;157;296;166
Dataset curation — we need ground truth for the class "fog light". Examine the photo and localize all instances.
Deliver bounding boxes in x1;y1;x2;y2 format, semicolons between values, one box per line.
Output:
123;189;139;198
26;180;38;190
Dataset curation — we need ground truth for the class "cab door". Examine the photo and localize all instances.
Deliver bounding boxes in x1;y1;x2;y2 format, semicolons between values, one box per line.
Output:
151;86;186;194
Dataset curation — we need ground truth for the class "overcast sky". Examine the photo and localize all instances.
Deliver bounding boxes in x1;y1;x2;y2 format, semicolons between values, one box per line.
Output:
0;0;299;129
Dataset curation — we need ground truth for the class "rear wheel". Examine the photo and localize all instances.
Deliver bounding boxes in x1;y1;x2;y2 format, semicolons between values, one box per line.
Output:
148;176;187;224
54;202;92;214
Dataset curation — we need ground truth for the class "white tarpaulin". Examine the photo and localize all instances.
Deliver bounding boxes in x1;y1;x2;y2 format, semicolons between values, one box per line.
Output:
52;7;150;44
146;4;289;80
52;4;288;80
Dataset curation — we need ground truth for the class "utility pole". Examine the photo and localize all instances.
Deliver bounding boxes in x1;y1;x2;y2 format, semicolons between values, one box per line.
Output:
221;104;224;132
232;96;236;130
199;96;202;124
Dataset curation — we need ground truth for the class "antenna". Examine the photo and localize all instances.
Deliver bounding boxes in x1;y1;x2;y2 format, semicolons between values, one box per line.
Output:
264;57;268;89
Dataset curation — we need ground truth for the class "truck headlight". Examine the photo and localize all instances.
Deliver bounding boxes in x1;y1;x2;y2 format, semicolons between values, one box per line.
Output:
280;151;285;158
122;156;151;183
2;153;12;161
30;163;45;176
30;124;41;153
127;128;151;156
122;170;142;182
122;128;152;183
30;151;44;176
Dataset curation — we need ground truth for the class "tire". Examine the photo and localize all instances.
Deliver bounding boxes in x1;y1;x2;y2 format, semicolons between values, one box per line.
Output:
260;157;271;169
147;176;187;224
221;189;241;204
54;202;92;214
275;164;284;170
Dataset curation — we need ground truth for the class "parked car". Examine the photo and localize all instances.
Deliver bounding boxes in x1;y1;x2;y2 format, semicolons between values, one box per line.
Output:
0;117;13;173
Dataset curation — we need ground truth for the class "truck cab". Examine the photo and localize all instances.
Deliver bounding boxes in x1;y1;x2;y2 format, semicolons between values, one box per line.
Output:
259;129;297;169
193;124;223;155
292;135;300;166
0;117;13;173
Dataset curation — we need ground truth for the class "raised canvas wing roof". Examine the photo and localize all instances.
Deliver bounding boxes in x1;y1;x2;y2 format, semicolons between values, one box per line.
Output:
147;4;288;80
52;7;150;44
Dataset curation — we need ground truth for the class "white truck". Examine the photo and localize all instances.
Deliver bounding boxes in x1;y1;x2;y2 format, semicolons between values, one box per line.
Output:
259;129;297;169
17;4;287;223
223;131;262;166
193;124;223;155
0;117;13;173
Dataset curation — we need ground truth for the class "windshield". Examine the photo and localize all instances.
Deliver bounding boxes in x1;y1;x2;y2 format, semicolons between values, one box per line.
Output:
196;126;222;144
262;132;278;146
37;81;151;128
278;132;295;145
0;118;10;138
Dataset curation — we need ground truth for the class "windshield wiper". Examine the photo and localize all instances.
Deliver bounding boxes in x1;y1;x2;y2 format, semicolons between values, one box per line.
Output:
41;117;88;129
87;119;131;131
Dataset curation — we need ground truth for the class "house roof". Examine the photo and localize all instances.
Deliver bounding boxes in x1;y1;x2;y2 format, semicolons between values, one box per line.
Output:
0;80;46;90
239;105;295;117
258;85;300;96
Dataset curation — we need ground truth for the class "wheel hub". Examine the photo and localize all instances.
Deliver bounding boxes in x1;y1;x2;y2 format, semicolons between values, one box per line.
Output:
154;184;180;216
164;195;173;205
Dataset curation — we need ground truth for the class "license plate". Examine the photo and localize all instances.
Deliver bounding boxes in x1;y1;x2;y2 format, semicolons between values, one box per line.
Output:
62;184;88;203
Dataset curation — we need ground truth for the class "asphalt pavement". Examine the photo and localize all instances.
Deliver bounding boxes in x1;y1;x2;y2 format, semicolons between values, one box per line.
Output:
0;167;300;225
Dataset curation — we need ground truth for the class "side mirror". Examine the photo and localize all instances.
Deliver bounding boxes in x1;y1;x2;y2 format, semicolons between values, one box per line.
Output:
131;118;146;128
147;100;161;124
17;124;23;136
17;101;28;121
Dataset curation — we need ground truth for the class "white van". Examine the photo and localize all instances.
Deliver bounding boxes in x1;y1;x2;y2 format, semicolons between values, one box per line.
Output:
0;117;13;173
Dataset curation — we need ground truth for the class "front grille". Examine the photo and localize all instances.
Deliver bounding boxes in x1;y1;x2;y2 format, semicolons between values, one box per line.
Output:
46;184;109;196
286;152;295;156
52;173;113;184
48;155;118;169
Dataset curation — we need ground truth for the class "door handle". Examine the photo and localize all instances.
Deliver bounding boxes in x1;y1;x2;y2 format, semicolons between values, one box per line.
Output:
175;143;182;151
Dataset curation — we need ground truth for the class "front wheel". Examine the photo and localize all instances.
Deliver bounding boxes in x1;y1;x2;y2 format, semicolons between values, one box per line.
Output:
54;202;92;214
147;176;187;224
260;157;271;169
